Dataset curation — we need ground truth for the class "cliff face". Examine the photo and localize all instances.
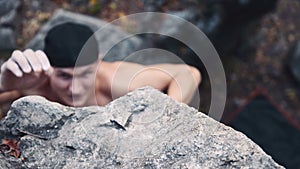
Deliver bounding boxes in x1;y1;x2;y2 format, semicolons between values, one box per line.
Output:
0;87;283;168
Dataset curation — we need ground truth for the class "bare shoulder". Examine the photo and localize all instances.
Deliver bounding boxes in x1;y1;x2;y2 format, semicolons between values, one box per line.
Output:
111;61;145;69
108;61;193;71
143;63;201;83
148;63;197;70
145;63;200;77
103;61;200;79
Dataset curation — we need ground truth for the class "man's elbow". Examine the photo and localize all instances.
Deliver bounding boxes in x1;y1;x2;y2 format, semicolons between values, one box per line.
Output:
189;66;201;85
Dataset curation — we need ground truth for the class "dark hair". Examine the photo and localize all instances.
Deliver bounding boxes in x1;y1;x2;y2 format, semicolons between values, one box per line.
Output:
44;22;99;67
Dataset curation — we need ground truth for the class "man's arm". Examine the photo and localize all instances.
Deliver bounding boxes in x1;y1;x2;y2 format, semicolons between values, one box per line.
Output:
110;62;201;104
0;49;52;91
165;66;201;103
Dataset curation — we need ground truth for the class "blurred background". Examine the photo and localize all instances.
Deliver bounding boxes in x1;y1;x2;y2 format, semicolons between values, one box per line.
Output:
0;0;299;168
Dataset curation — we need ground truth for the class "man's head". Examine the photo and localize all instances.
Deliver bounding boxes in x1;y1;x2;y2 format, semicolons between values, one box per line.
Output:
44;22;99;67
44;22;99;106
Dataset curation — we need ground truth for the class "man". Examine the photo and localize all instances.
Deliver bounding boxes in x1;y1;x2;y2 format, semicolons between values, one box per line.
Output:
0;22;201;113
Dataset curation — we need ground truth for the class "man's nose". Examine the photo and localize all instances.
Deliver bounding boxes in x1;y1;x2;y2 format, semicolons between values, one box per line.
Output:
68;78;84;95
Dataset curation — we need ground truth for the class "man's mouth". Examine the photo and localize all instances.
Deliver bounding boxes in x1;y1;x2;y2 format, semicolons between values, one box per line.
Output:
71;94;83;101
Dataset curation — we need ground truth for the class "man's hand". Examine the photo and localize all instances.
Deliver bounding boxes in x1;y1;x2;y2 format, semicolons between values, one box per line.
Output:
0;49;52;91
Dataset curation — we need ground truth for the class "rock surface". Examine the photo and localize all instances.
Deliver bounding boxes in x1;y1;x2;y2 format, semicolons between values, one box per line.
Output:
0;87;284;168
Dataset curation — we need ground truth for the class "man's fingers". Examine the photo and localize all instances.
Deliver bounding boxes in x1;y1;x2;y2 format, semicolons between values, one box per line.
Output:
35;50;53;77
11;50;31;73
2;49;51;77
23;49;42;72
35;50;51;71
5;61;23;77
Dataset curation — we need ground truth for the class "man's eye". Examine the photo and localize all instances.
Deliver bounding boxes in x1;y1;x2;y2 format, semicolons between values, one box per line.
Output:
59;74;72;80
81;72;92;78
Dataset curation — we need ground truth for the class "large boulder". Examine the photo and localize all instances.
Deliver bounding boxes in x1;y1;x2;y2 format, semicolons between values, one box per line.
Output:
0;87;284;168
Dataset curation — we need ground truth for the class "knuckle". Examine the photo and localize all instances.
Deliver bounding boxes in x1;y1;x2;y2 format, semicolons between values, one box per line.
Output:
35;50;45;59
35;50;41;55
11;50;22;60
12;50;22;55
24;49;34;53
35;50;44;54
36;50;48;60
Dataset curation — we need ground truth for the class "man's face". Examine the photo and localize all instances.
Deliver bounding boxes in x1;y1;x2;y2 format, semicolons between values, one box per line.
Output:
50;62;98;107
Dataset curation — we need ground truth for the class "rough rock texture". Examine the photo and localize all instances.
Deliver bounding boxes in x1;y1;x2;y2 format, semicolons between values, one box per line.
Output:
0;87;284;168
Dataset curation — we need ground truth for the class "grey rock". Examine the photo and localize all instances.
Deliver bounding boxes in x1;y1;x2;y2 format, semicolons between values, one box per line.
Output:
25;9;142;63
0;0;19;52
0;153;23;169
0;27;15;50
0;87;284;168
289;40;300;83
168;7;222;35
0;8;17;26
0;0;14;16
29;0;41;11
140;0;166;12
0;0;20;24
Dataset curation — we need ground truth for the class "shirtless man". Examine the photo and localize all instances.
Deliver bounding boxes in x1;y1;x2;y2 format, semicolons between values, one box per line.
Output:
0;23;201;113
